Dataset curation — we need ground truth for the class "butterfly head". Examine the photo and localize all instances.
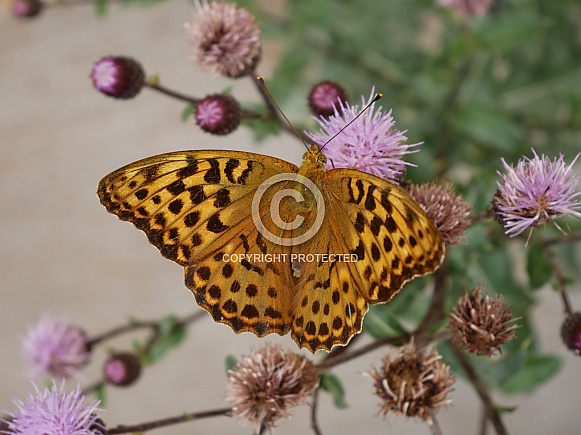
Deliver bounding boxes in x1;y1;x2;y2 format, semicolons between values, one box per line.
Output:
303;144;327;167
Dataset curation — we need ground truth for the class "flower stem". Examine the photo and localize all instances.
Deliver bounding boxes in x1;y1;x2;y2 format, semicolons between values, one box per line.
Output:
86;311;205;348
414;261;449;339
450;343;509;435
106;407;232;434
144;81;263;120
310;386;323;435
316;335;408;370
543;244;574;316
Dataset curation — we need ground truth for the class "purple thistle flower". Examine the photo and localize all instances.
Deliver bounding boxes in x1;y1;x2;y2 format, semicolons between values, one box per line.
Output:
1;381;105;435
23;315;90;379
305;89;419;183
439;0;494;19
493;149;581;237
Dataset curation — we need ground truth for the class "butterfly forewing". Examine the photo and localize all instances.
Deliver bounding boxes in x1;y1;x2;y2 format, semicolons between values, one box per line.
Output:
98;150;299;336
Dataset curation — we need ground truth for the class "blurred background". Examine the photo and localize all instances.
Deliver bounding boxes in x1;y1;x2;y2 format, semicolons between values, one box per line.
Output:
2;0;581;434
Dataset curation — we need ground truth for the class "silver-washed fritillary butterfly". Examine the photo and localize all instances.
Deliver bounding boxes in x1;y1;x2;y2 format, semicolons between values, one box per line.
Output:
97;144;445;352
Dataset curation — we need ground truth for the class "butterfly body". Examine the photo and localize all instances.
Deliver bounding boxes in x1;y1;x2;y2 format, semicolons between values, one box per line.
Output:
98;146;444;352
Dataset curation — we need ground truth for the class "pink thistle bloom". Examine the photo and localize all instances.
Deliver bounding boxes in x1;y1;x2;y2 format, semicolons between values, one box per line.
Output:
1;381;105;435
23;315;90;379
493;149;581;237
305;89;419;183
439;0;494;19
185;0;262;78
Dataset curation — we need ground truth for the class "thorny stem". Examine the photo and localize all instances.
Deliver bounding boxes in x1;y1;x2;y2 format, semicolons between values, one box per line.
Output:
479;404;489;435
86;311;205;348
543;232;581;247
144;82;263;120
450;344;508;435
543;244;574;316
414;261;449;342
310;386;323;435
470;208;496;225
316;335;409;370
257;420;268;435
106;407;232;434
430;412;443;435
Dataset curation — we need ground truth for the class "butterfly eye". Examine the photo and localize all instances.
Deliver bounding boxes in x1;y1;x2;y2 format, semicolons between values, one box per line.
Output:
317;154;327;165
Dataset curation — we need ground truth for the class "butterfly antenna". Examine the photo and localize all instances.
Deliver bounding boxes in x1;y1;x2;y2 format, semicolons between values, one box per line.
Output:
256;76;310;151
320;92;382;151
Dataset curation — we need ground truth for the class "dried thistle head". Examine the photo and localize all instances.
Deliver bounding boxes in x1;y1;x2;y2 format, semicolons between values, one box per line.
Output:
367;342;455;424
406;182;471;247
449;286;517;356
226;343;319;430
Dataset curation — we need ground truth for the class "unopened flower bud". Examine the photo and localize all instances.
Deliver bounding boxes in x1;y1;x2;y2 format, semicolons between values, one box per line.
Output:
91;56;145;99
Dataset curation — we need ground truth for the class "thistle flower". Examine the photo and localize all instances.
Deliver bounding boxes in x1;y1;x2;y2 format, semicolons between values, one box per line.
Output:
91;56;145;99
407;182;471;246
449;286;517;356
438;0;494;19
195;94;241;135
226;343;319;429
11;0;43;18
1;381;105;435
561;312;581;355
308;81;348;117
103;352;142;387
23;315;90;379
367;342;455;424
305;89;418;183
185;0;262;78
493;149;581;238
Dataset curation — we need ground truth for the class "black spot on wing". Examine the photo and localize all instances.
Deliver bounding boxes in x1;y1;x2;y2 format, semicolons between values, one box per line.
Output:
177;160;198;179
237;161;254;185
204;159;221;184
224;159;240;183
167;180;186;195
365;185;376;211
206;214;228;233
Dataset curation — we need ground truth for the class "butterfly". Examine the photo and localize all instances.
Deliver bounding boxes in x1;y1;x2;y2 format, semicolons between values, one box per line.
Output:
97;144;445;352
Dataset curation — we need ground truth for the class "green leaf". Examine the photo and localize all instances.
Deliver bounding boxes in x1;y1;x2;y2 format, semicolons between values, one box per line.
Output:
242;117;281;142
94;383;107;407
363;305;408;340
225;354;238;375
94;0;108;16
453;105;522;150
526;243;553;290
181;103;195;123
142;316;187;365
319;372;348;409
499;354;562;394
472;12;543;52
